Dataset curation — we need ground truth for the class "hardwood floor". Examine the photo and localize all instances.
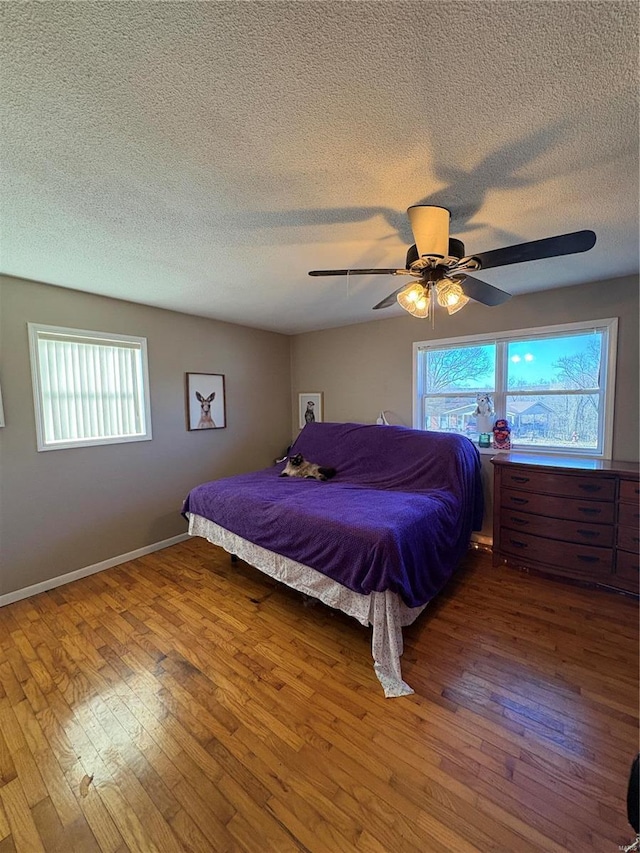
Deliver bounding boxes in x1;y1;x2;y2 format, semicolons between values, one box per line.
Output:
0;539;637;852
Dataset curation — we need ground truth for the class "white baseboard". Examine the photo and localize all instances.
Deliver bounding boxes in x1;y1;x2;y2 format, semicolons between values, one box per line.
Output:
1;529;491;610
0;533;190;608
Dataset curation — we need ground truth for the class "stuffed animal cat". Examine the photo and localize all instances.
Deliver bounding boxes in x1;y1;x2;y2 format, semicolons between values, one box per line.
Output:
279;453;336;481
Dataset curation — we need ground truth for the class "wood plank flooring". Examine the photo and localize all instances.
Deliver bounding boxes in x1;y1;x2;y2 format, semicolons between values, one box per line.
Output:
0;539;637;852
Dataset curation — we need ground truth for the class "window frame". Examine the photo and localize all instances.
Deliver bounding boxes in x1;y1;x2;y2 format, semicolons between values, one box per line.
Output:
28;323;153;452
413;318;618;459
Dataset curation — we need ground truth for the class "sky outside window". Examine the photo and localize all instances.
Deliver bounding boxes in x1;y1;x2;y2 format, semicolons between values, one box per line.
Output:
507;333;602;391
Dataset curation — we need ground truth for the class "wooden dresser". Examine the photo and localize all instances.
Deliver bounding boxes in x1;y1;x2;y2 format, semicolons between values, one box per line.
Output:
492;453;639;595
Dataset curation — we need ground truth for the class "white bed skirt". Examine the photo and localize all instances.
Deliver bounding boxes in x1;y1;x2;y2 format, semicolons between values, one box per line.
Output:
187;513;428;697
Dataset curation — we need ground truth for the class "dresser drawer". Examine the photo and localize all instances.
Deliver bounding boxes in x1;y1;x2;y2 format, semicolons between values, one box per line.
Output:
502;511;613;547
618;502;640;529
501;488;615;523
614;549;639;594
617;547;639;575
500;528;613;579
619;478;640;504
500;469;616;501
617;525;640;554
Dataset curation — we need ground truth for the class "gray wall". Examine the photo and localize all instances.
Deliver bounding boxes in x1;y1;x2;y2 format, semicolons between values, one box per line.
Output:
0;276;292;595
290;275;640;538
1;273;637;593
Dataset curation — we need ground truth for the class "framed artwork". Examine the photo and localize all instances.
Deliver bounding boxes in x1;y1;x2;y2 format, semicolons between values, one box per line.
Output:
186;373;226;430
298;392;323;429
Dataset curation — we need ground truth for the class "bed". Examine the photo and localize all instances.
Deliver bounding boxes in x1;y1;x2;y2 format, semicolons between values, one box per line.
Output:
182;421;483;696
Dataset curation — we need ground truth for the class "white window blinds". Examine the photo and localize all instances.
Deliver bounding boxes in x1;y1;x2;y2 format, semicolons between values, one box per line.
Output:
29;325;152;450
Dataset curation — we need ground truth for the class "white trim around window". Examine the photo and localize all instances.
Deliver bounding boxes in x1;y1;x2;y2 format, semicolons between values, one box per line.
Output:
413;318;618;459
28;323;153;451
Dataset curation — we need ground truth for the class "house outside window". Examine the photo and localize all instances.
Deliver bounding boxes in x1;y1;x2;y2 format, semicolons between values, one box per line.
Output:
413;319;618;458
28;323;152;451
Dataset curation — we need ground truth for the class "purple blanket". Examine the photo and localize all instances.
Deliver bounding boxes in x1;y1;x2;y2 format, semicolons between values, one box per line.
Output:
182;422;483;608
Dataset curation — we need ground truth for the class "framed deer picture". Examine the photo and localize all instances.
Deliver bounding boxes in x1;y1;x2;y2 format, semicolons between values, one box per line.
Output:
186;373;226;430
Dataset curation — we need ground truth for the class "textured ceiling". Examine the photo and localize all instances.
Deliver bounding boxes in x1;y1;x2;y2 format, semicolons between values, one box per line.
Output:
1;1;638;334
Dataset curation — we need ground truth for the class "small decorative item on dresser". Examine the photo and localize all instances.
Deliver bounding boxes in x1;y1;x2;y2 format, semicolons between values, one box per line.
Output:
475;393;494;435
479;433;491;448
492;418;511;450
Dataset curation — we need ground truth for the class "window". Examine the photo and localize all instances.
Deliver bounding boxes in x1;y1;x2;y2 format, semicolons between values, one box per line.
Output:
414;319;617;457
28;323;152;451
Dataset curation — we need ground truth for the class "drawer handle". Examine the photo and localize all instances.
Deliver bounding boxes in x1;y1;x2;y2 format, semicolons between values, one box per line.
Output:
578;484;601;493
509;517;529;526
577;555;600;563
577;529;600;538
509;497;529;505
510;476;530;483
508;539;528;549
578;507;601;515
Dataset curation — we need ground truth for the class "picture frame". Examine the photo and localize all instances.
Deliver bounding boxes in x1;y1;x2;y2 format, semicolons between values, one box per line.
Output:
298;392;323;430
186;373;226;430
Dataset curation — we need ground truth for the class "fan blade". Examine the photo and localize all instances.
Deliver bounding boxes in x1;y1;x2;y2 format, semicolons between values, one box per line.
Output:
406;244;419;267
308;268;409;276
372;284;410;310
407;205;450;258
470;230;596;270
457;275;512;306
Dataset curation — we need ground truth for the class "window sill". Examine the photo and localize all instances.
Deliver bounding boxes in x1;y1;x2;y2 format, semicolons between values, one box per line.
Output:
475;445;605;460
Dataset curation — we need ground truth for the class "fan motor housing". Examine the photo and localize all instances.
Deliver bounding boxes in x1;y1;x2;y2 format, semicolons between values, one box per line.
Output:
406;238;465;269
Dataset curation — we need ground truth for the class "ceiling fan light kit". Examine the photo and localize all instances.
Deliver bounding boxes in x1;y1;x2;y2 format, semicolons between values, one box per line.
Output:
435;278;469;314
397;282;428;315
308;205;597;323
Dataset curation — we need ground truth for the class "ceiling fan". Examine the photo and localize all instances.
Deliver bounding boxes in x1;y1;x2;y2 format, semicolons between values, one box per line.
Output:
308;205;596;319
